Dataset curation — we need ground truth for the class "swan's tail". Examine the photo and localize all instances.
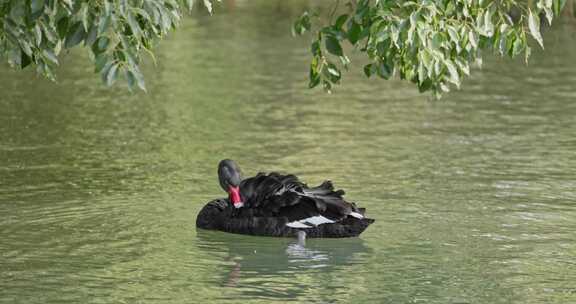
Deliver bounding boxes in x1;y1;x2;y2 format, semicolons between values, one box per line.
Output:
302;181;364;220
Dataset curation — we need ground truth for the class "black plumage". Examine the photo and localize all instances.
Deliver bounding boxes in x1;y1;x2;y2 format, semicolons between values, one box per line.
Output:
196;160;374;238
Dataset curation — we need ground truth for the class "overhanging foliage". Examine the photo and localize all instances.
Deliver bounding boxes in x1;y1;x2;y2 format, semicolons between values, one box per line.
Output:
294;0;567;97
0;0;568;95
0;0;214;91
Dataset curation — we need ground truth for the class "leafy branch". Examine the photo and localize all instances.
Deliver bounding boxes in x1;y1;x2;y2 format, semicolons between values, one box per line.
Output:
293;0;567;98
0;0;216;91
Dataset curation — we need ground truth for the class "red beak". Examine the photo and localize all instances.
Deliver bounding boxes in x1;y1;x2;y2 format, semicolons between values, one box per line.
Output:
228;186;243;207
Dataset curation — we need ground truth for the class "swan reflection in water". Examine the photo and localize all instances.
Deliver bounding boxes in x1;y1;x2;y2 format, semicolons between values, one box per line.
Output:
196;230;371;288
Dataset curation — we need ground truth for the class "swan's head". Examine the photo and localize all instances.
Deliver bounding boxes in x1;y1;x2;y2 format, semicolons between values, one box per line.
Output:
218;159;244;208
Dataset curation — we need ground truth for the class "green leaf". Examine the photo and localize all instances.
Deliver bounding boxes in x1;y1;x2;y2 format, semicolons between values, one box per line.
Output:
418;78;432;93
80;3;89;31
376;62;392;79
98;13;110;35
483;10;494;37
421;50;433;73
40;21;58;43
512;36;524;57
54;40;63;56
335;14;349;29
65;22;86;49
126;70;136;90
407;11;418;45
311;41;321;56
542;0;554;25
106;63;119;86
553;0;566;16
94;37;110;54
309;56;321;88
447;26;459;45
347;21;362;44
132;66;146;91
543;6;553;25
185;0;194;11
85;25;98;47
468;30;478;49
430;33;444;51
522;45;531;65
133;8;151;22
325;36;343;56
309;68;321;88
57;18;70;38
127;12;141;38
324;62;341;82
42;50;59;66
203;0;213;14
444;59;460;88
101;38;113;53
417;62;426;84
363;64;374;77
21;52;32;69
9;2;26;25
8;49;22;68
33;24;43;46
390;23;400;47
292;12;312;36
61;0;73;10
30;0;45;18
528;9;544;49
95;54;108;73
118;0;128;16
455;58;470;76
19;40;33;57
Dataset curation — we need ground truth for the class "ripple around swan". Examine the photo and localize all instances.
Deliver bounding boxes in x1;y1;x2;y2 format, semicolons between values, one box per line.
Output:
1;1;576;304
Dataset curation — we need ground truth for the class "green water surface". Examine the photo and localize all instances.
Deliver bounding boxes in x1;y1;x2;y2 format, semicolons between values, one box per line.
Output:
1;1;576;303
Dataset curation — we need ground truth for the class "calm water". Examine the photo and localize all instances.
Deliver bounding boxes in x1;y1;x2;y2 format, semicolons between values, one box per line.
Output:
1;2;576;303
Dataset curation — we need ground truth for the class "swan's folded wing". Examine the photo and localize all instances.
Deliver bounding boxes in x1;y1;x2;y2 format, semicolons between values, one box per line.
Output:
240;174;364;228
239;172;303;209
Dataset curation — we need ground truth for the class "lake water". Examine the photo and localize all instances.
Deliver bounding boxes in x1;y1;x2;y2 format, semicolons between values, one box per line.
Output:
1;1;576;303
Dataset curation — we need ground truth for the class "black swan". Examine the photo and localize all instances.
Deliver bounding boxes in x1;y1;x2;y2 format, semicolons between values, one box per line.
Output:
196;159;374;238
